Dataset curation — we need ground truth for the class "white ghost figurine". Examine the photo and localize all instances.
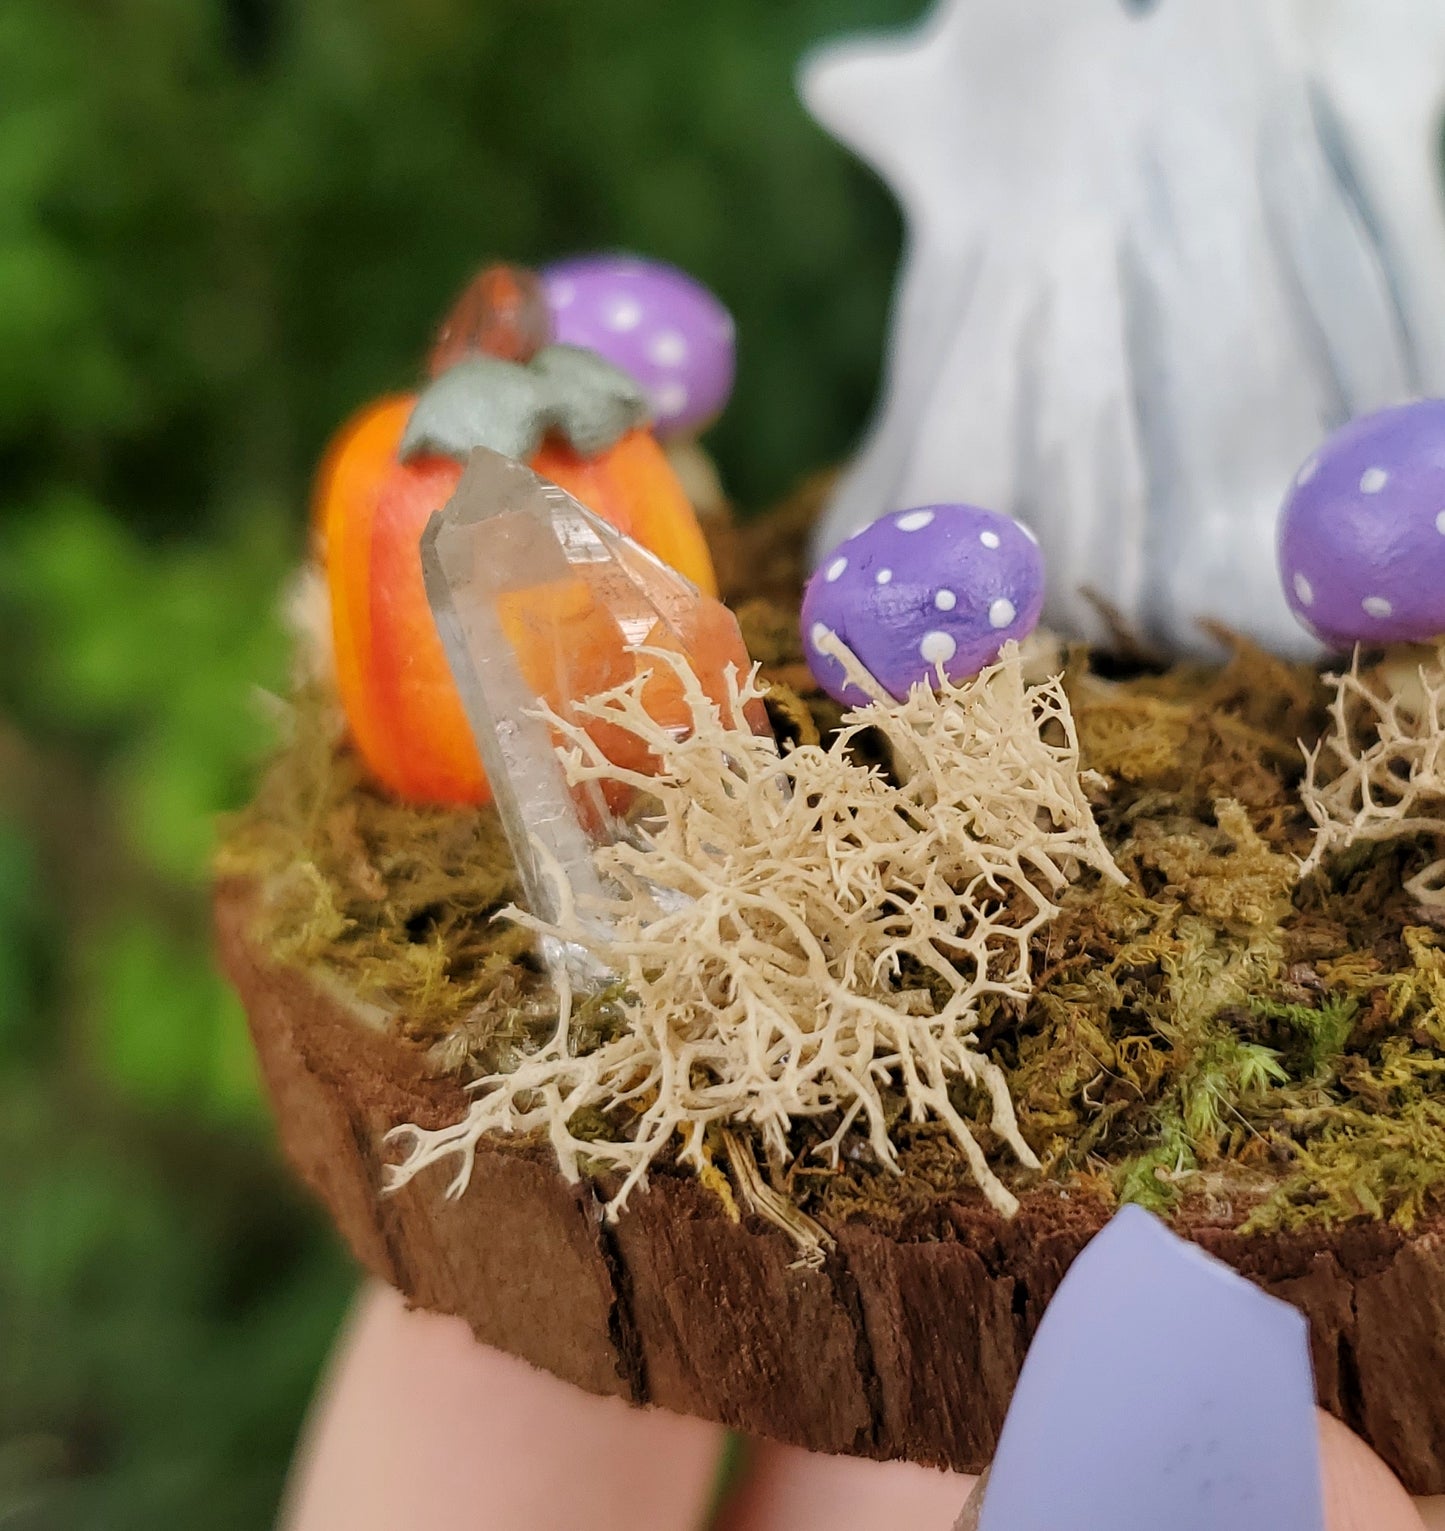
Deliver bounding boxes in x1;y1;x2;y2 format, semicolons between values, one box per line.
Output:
802;0;1445;656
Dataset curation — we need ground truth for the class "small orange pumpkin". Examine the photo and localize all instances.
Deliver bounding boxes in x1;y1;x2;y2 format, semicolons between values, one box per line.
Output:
319;398;720;806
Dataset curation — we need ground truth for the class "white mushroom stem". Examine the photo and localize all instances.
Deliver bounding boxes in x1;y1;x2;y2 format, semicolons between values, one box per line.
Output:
810;625;897;707
1372;641;1443;724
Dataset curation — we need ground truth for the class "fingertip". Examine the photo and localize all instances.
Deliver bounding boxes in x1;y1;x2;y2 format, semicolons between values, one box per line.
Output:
1319;1410;1428;1531
283;1281;725;1531
712;1438;974;1531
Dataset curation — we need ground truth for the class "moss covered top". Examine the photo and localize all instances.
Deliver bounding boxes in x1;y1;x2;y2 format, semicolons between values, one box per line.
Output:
219;488;1445;1236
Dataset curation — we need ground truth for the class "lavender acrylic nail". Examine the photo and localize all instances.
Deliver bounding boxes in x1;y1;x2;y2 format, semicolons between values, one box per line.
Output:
975;1205;1324;1531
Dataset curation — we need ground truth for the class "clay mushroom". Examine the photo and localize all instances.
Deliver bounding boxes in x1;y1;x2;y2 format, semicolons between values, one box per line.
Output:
802;504;1045;707
1278;399;1445;652
541;253;736;514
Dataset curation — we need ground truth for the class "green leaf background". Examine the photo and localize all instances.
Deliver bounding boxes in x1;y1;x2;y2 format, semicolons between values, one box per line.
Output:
0;0;919;1522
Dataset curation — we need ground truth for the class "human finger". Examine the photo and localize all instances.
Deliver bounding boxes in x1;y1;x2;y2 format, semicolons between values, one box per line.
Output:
721;1407;1438;1531
712;1437;974;1531
282;1280;726;1531
1320;1410;1429;1531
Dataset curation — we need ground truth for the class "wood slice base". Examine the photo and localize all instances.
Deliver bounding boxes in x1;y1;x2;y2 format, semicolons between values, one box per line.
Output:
215;878;1445;1493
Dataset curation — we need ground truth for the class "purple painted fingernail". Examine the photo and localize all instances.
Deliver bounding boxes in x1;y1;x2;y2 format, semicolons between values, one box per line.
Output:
976;1205;1323;1531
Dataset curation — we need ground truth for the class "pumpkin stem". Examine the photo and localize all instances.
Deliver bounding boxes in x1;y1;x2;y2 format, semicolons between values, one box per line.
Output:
400;346;653;466
427;262;552;375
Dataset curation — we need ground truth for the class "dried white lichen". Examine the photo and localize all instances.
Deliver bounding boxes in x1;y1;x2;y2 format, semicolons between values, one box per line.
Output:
281;562;335;691
386;643;1123;1227
1301;644;1445;900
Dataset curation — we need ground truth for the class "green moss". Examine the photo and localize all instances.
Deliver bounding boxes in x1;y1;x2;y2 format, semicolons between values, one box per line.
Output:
1113;1128;1194;1215
1249;994;1360;1075
986;642;1445;1230
215;689;540;1071
806;635;1445;1233
222;510;1445;1233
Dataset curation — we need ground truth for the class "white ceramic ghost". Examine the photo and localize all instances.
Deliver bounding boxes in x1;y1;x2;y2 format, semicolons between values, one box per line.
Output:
802;0;1445;657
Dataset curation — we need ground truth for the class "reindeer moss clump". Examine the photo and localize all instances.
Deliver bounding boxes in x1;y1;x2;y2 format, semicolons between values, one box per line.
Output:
221;502;1445;1234
384;646;1122;1227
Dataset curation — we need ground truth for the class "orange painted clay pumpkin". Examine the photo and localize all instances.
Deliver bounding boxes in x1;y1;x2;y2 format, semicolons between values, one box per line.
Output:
319;396;721;806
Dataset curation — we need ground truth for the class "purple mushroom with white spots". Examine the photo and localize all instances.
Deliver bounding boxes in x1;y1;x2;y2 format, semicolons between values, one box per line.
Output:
1278;400;1445;652
541;254;735;439
802;504;1045;708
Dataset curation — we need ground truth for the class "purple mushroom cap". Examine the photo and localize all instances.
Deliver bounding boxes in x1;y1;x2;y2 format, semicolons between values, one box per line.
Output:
1278;399;1445;650
540;254;735;438
801;504;1045;708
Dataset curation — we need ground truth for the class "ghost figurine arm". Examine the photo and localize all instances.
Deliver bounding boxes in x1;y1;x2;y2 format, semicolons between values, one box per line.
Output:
800;4;1030;556
800;0;1153;637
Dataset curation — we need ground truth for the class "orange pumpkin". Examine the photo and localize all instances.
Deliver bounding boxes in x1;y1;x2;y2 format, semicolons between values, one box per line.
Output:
319;399;721;806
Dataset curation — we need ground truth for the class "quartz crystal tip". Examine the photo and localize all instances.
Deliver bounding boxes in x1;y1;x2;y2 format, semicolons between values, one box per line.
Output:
419;447;762;973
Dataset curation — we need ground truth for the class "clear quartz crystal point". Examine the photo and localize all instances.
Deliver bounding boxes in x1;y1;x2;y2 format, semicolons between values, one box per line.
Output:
419;447;759;986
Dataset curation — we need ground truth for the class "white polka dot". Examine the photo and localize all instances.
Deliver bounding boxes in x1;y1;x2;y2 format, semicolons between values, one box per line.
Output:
649;330;688;366
989;597;1017;629
934;589;957;611
875;568;893;585
1293;572;1315;607
1436;510;1445;536
979;530;1001;550
919;630;957;666
809;622;831;651
606;298;643;332
1296;456;1319;487
653;380;689;417
549;278;576;309
1360;467;1390;494
1362;595;1394;619
825;556;848;583
895;510;935;532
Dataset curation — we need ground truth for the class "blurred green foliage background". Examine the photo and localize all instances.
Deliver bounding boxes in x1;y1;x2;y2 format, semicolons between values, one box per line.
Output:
0;1;921;1523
